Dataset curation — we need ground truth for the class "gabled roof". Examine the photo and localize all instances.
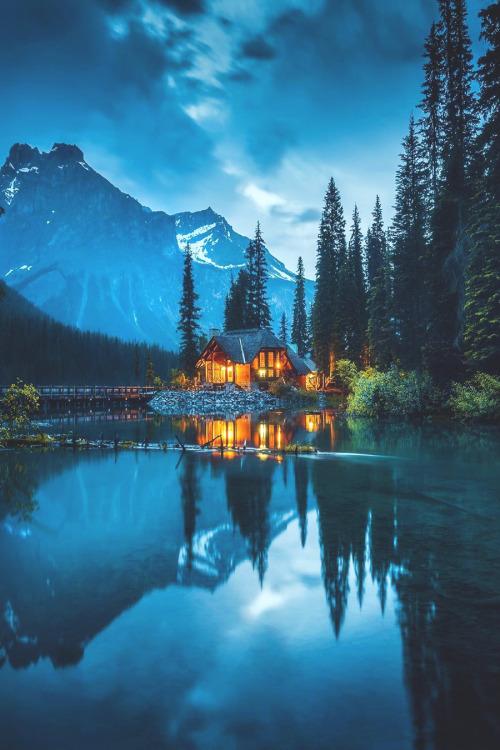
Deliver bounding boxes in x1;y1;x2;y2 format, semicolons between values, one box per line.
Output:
202;328;285;364
285;346;316;375
198;328;316;374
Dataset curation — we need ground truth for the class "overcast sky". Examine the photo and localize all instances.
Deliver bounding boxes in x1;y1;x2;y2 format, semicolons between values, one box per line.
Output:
0;0;486;276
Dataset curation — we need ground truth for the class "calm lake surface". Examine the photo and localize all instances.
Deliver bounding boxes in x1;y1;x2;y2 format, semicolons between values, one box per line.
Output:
1;409;499;750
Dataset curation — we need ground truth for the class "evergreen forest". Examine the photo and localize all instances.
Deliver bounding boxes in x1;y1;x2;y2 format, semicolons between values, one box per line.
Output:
0;280;178;385
308;0;499;382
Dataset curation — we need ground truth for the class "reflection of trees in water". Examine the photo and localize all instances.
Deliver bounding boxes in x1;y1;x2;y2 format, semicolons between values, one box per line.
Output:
312;454;500;748
225;458;276;585
0;452;43;523
293;458;308;548
178;453;202;570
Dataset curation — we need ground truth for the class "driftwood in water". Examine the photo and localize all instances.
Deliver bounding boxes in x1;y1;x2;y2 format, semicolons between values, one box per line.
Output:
200;434;222;449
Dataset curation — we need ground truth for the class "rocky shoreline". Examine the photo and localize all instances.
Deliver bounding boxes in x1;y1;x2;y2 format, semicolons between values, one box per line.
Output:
149;388;287;417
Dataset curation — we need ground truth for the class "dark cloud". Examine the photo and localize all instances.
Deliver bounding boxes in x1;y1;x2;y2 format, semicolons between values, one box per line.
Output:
239;35;276;61
225;67;254;84
154;0;206;15
246;123;295;170
296;208;321;224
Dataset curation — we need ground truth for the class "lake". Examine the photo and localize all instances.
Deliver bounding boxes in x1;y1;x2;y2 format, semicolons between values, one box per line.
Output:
1;410;499;749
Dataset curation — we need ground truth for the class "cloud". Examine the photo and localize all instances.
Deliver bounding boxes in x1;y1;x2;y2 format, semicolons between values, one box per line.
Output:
295;208;321;224
155;0;206;14
239;35;276;60
241;183;286;213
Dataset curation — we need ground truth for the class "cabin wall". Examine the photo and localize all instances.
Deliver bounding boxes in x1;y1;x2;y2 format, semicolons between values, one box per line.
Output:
235;364;251;389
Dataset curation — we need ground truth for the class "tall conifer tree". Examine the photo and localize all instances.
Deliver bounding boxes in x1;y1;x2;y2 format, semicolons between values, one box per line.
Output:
464;1;500;372
420;21;445;204
311;178;346;374
346;206;367;363
245;223;271;329
279;312;288;344
291;256;308;357
391;116;429;369
423;0;477;376
177;243;201;375
366;198;393;367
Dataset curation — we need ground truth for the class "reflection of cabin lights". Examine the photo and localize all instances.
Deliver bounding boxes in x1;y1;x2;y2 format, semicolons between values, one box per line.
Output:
307;420;315;432
259;423;266;439
259;369;266;377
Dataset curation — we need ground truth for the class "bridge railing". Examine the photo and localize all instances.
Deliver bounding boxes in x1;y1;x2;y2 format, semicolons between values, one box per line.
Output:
0;385;157;400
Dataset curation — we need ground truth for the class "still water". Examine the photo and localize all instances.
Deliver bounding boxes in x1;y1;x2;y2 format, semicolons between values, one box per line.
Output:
1;410;499;750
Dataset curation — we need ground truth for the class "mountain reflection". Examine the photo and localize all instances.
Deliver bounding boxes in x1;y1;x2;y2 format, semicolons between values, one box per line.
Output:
0;416;499;749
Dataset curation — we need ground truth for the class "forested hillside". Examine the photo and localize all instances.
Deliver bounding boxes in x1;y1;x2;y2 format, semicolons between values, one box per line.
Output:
309;0;500;381
0;281;178;385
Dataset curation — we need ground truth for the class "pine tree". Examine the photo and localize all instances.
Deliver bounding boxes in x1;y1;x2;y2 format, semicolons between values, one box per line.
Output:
245;224;272;329
146;348;154;386
311;178;346;374
366;196;385;291
279;312;287;344
464;2;500;372
177;243;202;376
423;0;478;377
134;343;140;384
391;116;429;369
346;206;367;363
420;21;444;204
366;198;393;367
291;256;308;357
224;268;250;331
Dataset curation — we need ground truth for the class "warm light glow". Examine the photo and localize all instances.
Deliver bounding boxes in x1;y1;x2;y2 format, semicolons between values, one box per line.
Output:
276;361;280;369
259;369;266;377
307;420;315;432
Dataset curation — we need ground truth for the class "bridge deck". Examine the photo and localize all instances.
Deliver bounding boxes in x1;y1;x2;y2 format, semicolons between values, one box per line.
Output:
0;385;156;402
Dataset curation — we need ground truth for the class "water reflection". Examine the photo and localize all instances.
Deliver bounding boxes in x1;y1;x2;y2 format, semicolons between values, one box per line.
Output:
0;415;499;749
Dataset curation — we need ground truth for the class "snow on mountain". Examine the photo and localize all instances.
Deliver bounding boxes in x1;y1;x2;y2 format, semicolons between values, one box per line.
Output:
0;143;312;348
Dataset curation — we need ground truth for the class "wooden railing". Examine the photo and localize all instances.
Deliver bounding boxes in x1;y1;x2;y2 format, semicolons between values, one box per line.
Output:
0;385;157;401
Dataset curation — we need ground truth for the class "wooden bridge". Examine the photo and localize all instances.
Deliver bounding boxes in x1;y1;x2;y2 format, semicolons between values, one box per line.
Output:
0;385;156;407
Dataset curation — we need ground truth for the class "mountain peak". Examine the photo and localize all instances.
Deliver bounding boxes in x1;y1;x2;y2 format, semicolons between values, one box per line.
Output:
49;143;85;163
6;143;41;170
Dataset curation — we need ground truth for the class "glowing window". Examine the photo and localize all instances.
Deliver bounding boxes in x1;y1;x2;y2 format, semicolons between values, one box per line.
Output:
268;369;274;378
259;351;265;367
268;351;274;367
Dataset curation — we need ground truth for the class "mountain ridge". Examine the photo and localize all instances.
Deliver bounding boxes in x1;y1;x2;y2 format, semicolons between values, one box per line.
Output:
0;143;313;348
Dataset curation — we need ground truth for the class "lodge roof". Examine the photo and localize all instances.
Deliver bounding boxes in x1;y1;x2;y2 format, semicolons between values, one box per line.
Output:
199;328;316;374
285;346;316;376
210;328;283;364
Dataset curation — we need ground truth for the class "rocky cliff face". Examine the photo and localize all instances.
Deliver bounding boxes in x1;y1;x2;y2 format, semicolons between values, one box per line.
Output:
0;143;313;348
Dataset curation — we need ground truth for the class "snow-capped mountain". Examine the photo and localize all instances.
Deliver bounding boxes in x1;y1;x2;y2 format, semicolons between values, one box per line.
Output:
0;143;313;348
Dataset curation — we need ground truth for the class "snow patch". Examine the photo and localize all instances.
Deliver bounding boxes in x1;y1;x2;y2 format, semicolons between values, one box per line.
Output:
18;166;39;173
4;177;19;204
78;161;89;171
269;265;294;281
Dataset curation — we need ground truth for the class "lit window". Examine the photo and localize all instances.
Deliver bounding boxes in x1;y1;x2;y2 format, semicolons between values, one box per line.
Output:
259;351;265;367
259;369;266;378
268;351;274;367
268;369;274;378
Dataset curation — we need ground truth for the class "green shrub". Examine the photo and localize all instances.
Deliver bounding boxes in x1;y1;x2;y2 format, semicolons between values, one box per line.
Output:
170;369;194;390
268;380;293;397
331;359;358;392
347;365;442;418
449;373;500;422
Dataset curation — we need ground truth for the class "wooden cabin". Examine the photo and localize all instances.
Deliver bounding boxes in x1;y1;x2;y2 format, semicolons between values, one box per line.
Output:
196;328;317;390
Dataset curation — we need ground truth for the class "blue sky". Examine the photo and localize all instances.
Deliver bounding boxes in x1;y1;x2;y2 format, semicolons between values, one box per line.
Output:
0;0;486;276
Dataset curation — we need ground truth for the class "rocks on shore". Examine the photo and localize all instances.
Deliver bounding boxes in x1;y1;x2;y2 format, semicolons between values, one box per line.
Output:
149;388;284;417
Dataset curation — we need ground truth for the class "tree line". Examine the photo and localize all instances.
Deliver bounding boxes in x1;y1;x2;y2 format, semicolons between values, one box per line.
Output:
311;0;499;381
0;280;178;385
